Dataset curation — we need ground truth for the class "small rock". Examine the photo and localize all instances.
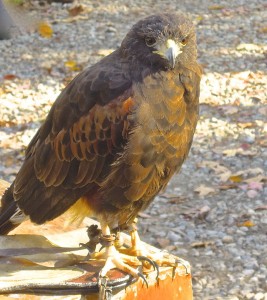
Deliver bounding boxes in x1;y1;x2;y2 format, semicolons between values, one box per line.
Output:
167;231;181;242
156;238;170;248
254;292;265;300
244;292;255;299
244;135;255;144
222;235;234;244
106;26;117;33
242;269;254;277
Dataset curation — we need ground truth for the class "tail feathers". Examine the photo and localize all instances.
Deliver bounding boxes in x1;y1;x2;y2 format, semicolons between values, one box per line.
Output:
0;182;27;234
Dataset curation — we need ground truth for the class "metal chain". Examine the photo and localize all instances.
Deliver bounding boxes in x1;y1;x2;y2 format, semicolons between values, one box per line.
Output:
98;276;113;300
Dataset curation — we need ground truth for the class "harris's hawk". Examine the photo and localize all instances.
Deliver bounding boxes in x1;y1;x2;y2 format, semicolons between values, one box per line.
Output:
0;13;202;282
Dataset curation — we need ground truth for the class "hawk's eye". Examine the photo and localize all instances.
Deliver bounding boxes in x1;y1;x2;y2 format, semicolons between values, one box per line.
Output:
181;37;188;46
145;37;157;47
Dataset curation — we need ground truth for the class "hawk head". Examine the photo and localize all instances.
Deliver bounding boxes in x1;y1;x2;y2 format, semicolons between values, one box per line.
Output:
121;13;197;70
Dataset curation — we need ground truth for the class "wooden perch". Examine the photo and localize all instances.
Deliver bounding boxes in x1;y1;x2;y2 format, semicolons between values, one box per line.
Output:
0;180;193;299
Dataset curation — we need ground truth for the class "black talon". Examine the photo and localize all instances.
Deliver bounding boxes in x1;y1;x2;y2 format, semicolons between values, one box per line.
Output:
137;271;148;288
79;242;92;259
175;258;189;275
137;256;160;280
137;256;154;269
153;262;160;280
79;242;93;250
79;242;86;248
82;225;102;253
99;245;105;252
79;225;102;254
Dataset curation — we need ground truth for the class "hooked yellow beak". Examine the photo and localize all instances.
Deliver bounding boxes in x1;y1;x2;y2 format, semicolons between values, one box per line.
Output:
165;39;182;68
153;39;182;68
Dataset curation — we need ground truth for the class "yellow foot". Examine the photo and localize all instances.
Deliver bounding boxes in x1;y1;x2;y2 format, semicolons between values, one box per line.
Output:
93;241;149;300
118;228;190;275
91;221;155;300
92;234;149;280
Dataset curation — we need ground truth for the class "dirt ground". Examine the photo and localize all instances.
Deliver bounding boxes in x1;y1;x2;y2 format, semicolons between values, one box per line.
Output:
0;0;266;299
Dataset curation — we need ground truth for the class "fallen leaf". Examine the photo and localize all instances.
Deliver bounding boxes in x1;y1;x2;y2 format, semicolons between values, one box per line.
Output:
64;60;81;71
232;168;264;177
237;220;255;227
63;15;90;23
236;43;261;52
219;184;238;190
96;49;114;56
229;175;243;183
165;245;177;252
3;74;17;80
160;194;186;204
195;15;204;22
194;185;216;197
195;205;210;219
208;5;225;10
181;206;210;220
222;149;238;157
156;238;170;249
197;161;231;182
41;61;53;74
191;240;214;248
244;175;267;184
68;5;84;17
38;22;53;38
223;147;258;157
254;205;267;211
138;212;151;219
168;196;186;204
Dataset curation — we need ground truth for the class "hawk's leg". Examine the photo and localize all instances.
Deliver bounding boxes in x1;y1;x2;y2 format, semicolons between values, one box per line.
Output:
91;221;148;298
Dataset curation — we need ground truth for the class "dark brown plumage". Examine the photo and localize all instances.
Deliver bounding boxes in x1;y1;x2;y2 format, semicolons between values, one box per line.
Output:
0;13;201;235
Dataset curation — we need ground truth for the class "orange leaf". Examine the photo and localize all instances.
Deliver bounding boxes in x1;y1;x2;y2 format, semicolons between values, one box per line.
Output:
3;74;17;80
38;22;53;38
229;175;243;183
238;220;255;227
64;60;81;71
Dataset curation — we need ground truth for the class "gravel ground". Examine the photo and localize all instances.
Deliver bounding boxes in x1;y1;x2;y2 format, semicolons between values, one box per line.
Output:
0;0;266;299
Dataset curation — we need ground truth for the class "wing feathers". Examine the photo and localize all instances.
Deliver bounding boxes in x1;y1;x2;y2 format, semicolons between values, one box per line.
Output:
12;51;134;222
